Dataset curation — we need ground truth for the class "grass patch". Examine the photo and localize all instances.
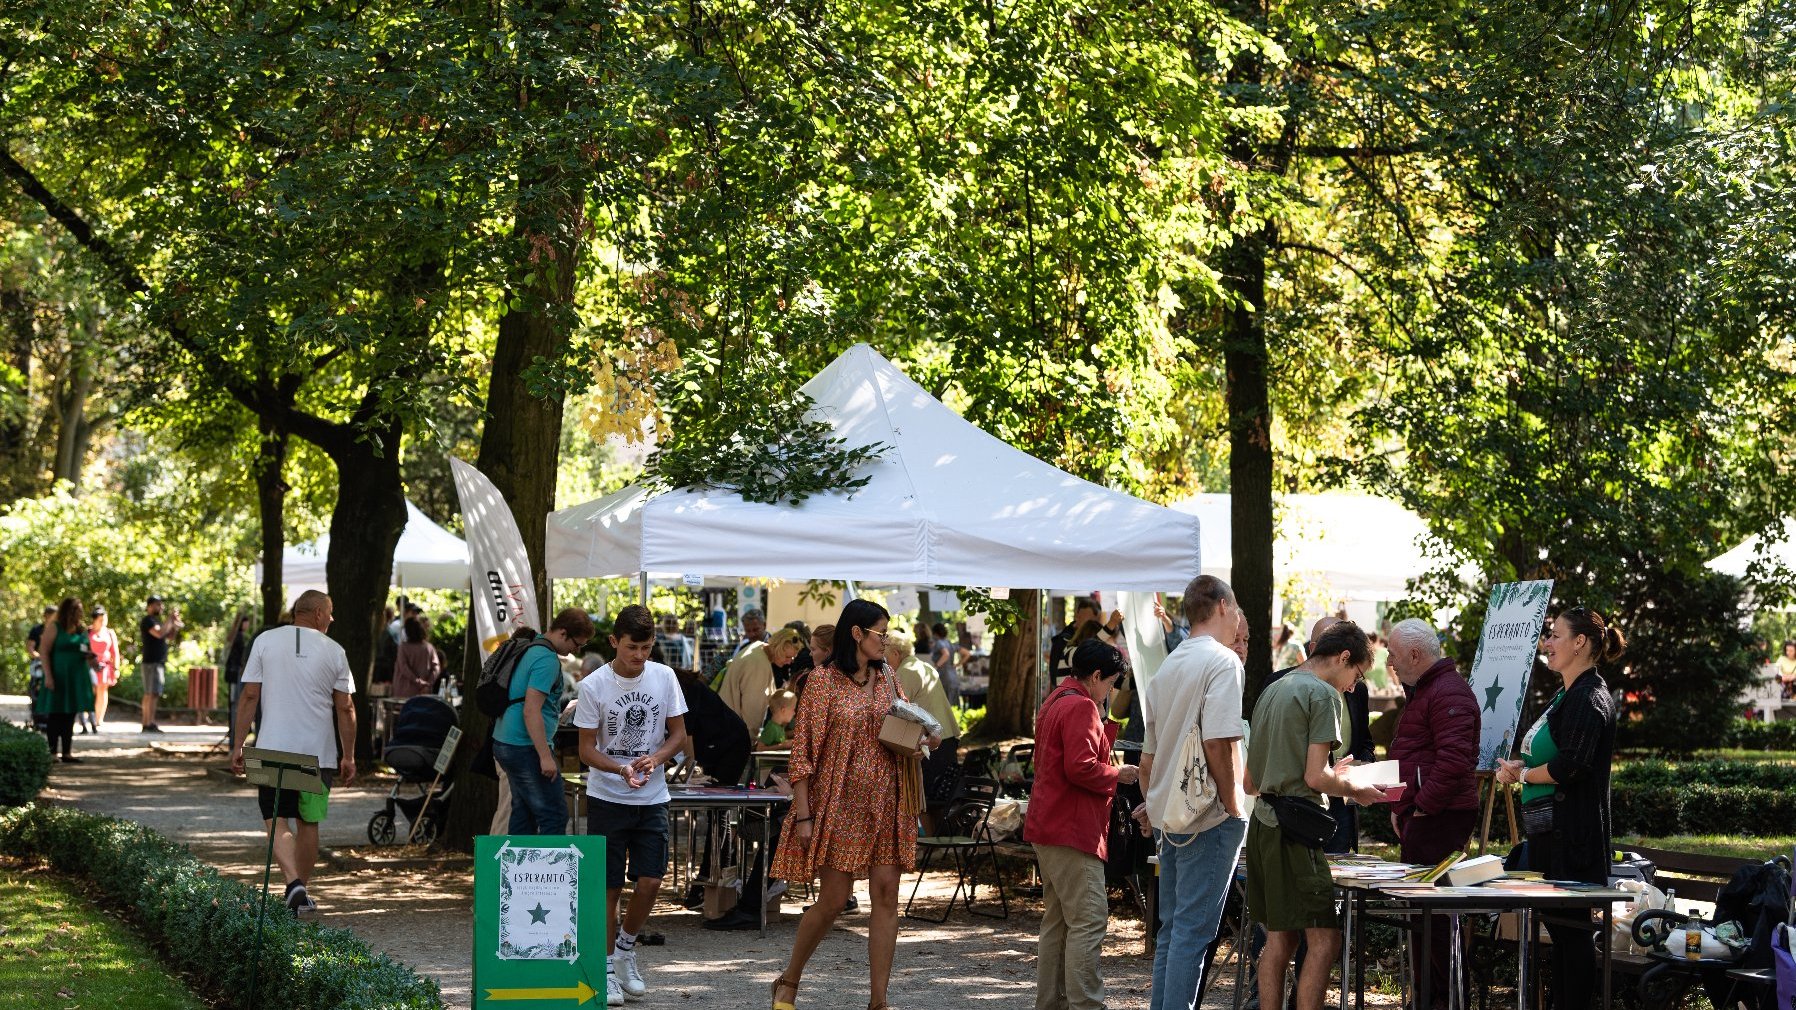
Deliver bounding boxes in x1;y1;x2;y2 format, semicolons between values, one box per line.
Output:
0;864;203;1010
1618;834;1796;861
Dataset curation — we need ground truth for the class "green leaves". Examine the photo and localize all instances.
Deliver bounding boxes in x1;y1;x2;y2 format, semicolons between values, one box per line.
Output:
639;347;888;505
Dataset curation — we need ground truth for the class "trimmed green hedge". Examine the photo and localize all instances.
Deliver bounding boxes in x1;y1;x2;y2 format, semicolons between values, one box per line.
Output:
0;720;50;806
1722;718;1796;752
1611;759;1796;836
0;805;442;1010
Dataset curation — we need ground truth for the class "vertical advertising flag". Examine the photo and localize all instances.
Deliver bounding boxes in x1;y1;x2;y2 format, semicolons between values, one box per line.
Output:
450;457;542;656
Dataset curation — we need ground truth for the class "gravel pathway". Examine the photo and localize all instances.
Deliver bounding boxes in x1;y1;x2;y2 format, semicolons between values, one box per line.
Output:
5;698;1335;1010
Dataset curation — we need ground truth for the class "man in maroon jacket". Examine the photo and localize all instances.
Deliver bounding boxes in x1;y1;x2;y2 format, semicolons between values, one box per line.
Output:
1386;617;1480;1008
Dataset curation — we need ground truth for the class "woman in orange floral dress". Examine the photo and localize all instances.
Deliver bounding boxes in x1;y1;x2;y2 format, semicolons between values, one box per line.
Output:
770;599;936;1010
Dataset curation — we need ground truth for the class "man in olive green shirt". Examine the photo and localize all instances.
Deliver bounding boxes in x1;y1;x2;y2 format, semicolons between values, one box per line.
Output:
1244;622;1394;1010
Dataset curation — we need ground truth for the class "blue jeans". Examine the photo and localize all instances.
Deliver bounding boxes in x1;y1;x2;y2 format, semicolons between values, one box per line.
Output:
1150;815;1248;1010
493;740;568;834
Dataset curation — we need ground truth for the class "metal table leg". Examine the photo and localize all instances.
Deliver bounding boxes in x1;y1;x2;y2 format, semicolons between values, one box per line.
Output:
759;804;770;936
1517;908;1532;1010
1609;898;1623;999
1340;890;1353;1010
1353;892;1367;1010
1448;913;1464;1010
1419;906;1434;1010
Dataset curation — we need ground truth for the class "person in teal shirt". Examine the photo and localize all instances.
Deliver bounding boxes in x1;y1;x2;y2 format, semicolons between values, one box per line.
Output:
492;609;595;834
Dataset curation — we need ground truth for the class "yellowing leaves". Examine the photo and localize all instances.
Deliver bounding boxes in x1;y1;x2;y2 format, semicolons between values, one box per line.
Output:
580;338;682;444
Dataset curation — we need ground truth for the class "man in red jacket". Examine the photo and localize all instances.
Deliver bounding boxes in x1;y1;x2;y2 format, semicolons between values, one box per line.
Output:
1386;617;1480;1008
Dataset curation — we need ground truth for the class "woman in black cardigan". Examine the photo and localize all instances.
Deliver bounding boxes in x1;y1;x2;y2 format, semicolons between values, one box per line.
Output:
1497;606;1624;1010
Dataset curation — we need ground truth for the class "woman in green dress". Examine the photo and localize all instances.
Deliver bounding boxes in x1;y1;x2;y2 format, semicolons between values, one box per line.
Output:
36;597;96;764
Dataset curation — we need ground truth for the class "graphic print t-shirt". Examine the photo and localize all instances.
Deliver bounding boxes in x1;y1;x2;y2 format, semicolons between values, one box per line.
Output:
574;660;687;806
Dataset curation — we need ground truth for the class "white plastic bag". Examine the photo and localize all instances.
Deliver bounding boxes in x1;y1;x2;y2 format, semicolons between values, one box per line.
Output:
985;798;1024;841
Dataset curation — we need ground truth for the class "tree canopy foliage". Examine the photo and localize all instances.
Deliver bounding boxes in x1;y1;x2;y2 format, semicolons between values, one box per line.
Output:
2;0;1793;755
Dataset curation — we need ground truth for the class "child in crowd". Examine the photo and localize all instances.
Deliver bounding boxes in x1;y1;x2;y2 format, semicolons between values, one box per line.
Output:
756;690;798;750
575;605;688;1005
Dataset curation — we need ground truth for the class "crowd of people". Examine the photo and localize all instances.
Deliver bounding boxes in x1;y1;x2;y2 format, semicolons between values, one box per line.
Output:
25;576;1631;1010
1017;577;1626;1010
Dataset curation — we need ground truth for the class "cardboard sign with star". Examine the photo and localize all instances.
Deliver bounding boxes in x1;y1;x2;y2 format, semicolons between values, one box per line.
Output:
1467;579;1556;771
476;835;607;1006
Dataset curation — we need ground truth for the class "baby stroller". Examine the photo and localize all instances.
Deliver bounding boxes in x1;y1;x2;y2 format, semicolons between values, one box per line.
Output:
368;696;459;846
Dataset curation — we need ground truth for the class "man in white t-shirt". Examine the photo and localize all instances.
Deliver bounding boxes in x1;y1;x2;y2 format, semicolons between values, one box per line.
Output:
230;590;356;920
575;604;688;1005
1136;574;1249;1010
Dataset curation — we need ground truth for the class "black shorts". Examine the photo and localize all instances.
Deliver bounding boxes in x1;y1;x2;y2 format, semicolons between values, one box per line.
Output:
258;771;336;822
587;799;670;888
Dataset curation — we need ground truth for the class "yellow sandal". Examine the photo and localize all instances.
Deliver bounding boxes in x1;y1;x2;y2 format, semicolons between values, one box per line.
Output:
771;976;799;1010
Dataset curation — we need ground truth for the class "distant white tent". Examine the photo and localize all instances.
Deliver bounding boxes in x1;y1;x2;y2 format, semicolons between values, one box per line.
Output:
547;343;1200;591
1708;519;1796;580
257;500;471;590
1169;492;1443;601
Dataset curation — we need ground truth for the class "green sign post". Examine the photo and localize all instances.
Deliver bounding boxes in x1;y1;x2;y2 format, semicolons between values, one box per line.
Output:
474;835;608;1007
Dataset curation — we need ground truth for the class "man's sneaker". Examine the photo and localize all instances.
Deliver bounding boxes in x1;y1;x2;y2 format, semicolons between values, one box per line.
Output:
615;949;647;998
286;883;318;920
607;970;626;1005
141;724;163;733
765;879;789;902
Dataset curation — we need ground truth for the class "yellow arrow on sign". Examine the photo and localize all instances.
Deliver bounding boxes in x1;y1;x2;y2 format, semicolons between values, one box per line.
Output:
484;981;597;1005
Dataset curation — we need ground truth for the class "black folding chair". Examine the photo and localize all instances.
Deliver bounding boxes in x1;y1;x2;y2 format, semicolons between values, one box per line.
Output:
904;777;1010;922
1000;743;1034;797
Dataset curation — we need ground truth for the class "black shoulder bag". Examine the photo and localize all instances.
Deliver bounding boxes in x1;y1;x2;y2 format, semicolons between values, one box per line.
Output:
1263;794;1336;848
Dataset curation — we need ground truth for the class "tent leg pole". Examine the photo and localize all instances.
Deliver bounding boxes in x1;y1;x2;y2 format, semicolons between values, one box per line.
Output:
639;572;649;608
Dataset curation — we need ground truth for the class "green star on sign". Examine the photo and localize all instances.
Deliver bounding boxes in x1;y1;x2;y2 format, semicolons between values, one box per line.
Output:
528;903;550;925
1483;682;1504;712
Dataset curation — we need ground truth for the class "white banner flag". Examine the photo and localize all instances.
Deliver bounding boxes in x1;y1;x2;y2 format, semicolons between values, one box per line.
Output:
450;457;542;656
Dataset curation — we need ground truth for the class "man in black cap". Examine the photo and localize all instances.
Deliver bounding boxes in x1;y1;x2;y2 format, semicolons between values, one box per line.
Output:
140;595;181;733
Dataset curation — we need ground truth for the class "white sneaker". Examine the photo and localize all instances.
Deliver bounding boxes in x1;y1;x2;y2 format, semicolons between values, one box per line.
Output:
607;969;626;1004
766;879;789;902
615;949;647;998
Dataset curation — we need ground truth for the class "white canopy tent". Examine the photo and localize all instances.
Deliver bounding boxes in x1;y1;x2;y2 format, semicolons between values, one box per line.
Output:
1708;520;1796;580
1169;492;1442;601
547;343;1201;591
257;500;472;590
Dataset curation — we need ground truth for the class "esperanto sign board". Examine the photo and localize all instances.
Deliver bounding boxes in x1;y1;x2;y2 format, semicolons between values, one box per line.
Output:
1468;579;1555;771
474;836;607;1007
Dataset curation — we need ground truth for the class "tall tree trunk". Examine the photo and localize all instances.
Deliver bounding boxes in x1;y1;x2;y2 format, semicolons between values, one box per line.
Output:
1225;232;1275;709
256;418;289;627
0;287;34;502
976;590;1042;741
319;418;408;764
440;161;583;852
1224;0;1277;711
